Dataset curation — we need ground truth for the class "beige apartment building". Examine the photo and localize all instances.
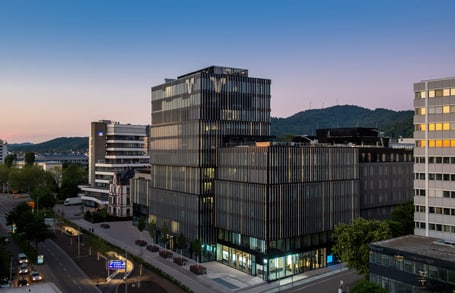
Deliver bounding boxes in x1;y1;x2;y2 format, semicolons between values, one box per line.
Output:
414;77;455;242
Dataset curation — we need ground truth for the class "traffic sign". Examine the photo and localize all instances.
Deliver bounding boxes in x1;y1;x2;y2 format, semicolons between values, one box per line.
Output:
108;260;126;270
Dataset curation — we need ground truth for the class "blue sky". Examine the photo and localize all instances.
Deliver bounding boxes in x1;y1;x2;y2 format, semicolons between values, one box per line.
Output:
1;0;454;143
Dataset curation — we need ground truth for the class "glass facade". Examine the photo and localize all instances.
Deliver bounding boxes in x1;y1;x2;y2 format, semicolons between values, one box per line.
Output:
215;145;358;280
150;66;271;261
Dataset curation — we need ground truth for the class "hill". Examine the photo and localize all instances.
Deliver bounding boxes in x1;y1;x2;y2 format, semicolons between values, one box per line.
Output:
7;106;413;153
9;137;88;153
271;105;413;139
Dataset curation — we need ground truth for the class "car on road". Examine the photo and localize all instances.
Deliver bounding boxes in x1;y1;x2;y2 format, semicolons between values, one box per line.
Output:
18;263;29;275
17;278;28;287
30;271;43;282
17;252;28;264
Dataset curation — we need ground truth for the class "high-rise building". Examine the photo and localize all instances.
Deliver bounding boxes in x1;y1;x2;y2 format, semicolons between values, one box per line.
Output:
414;77;455;241
149;66;271;260
80;120;150;212
147;66;414;281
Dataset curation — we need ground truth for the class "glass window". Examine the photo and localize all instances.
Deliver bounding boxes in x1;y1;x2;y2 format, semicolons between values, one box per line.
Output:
443;89;450;96
429;90;435;98
451;88;455;96
435;89;443;97
436;140;443;147
443;105;451;113
444;123;450;130
436;123;443;131
429;140;435;147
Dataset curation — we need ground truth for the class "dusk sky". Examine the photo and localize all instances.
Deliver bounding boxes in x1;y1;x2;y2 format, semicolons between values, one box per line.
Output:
1;0;454;143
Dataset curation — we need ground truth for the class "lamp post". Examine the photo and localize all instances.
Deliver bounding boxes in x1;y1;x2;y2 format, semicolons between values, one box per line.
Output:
125;247;128;293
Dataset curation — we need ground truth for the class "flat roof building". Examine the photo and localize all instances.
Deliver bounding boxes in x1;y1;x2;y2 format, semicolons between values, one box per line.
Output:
414;77;455;241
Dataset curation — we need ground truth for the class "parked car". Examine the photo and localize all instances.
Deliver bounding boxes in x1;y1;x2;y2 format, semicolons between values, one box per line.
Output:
0;277;10;288
17;253;28;264
30;271;43;282
17;277;28;287
18;263;29;275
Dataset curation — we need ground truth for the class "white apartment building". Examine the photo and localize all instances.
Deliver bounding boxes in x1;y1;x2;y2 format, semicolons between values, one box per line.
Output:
414;77;455;242
80;120;150;216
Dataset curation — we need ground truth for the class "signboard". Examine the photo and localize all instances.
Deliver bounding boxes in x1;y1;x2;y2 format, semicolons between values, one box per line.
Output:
37;255;44;265
108;260;126;270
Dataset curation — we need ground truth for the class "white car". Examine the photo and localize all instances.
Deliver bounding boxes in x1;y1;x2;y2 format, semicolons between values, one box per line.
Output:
30;271;43;282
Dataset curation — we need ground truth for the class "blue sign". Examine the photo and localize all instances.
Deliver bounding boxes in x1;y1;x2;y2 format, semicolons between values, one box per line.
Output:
108;260;126;270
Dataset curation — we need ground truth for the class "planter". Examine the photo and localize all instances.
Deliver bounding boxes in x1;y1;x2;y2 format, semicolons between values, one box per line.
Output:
173;257;188;266
190;264;207;275
146;245;159;252
135;240;147;246
159;250;173;259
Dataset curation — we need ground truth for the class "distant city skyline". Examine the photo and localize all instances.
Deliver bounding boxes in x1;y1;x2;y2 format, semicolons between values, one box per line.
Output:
1;0;454;144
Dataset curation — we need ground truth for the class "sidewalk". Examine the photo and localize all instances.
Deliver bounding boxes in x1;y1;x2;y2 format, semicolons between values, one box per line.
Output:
71;218;349;293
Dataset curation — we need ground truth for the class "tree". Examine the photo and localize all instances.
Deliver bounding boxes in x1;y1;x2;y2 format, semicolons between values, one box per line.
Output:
58;164;87;199
0;164;9;192
24;152;35;167
191;238;201;264
23;214;55;254
332;217;391;274
148;219;156;245
350;279;387;293
6;202;54;253
137;217;145;242
4;153;16;168
6;202;34;234
176;232;186;261
32;186;56;210
387;201;414;237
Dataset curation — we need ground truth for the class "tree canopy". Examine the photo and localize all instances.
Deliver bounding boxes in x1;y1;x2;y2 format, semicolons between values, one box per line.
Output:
332;217;391;274
6;202;55;254
387;201;414;237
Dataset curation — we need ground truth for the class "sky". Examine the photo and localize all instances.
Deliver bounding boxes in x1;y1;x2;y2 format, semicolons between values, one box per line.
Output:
1;0;454;144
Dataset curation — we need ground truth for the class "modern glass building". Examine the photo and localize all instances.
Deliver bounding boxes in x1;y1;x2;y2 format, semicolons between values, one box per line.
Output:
413;78;455;242
149;66;271;260
215;143;359;281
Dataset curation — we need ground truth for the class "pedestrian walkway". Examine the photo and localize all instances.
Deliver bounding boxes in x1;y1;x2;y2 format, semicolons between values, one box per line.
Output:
71;219;349;293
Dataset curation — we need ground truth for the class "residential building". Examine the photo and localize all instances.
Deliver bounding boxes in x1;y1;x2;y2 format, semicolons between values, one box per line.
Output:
369;235;455;292
80;120;150;214
0;139;7;164
414;78;455;242
149;66;271;260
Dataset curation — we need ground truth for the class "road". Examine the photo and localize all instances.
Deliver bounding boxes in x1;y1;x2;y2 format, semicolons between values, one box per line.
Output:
282;268;362;293
0;193;101;292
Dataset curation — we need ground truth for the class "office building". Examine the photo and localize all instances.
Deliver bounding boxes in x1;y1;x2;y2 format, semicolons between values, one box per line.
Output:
216;143;359;281
146;66;414;281
414;78;455;241
149;66;271;260
80;120;150;213
369;235;455;292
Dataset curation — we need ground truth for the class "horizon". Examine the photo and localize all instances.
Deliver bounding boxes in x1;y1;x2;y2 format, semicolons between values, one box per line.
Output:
6;105;414;144
1;0;454;144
